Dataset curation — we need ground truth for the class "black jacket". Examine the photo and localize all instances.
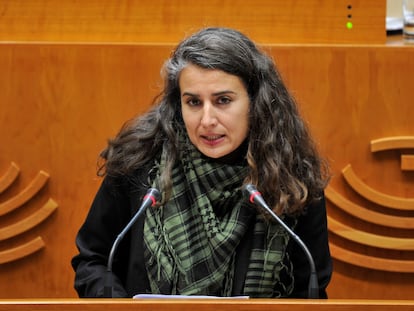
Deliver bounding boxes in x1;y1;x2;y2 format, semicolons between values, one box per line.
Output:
71;170;332;298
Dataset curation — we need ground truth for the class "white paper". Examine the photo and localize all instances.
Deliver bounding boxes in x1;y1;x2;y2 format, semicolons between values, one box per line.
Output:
133;294;249;299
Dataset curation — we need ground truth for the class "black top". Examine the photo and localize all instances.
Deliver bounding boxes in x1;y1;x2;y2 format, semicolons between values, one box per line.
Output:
71;167;332;298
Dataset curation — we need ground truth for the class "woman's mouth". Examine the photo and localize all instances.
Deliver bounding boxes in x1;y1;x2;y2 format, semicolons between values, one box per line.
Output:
203;135;223;141
201;134;225;145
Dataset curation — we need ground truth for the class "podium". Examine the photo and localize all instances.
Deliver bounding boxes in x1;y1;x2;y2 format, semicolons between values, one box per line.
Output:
0;0;413;302
0;299;413;311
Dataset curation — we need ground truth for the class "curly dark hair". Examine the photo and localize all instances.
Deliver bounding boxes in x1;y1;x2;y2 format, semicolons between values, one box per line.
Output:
99;27;330;215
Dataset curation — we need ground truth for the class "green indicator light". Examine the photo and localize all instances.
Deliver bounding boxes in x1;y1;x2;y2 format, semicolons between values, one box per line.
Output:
346;21;353;29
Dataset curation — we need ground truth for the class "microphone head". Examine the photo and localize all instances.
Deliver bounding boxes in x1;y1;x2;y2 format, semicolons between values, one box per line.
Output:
145;188;162;206
243;184;262;204
243;184;257;195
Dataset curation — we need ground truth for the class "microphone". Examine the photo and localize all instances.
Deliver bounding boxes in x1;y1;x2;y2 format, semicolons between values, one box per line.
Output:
243;184;319;299
104;187;161;298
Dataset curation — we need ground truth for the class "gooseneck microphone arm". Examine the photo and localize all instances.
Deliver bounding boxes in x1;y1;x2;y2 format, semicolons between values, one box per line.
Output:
243;184;319;299
104;188;161;298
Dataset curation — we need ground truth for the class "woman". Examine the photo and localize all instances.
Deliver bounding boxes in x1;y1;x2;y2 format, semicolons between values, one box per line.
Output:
71;27;332;298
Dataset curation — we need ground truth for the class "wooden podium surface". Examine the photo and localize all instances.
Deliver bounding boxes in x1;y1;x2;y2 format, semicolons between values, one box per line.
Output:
0;299;413;311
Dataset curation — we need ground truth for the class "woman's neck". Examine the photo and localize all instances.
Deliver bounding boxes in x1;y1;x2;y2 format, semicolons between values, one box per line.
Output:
215;140;248;165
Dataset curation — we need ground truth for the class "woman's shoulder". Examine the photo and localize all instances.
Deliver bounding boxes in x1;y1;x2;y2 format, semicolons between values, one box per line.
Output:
101;161;156;195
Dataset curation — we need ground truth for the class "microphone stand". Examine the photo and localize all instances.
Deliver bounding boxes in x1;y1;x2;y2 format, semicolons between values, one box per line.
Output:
244;184;319;299
104;188;161;298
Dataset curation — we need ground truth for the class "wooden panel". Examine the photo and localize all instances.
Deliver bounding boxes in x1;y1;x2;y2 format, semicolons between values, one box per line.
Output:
0;43;413;300
0;299;414;311
0;43;171;299
0;0;386;44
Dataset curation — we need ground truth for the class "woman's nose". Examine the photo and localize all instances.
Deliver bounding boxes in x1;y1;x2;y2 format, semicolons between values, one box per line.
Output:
200;103;218;127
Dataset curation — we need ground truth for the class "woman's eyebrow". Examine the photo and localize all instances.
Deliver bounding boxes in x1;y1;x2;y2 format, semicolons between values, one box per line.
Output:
181;90;236;97
212;90;236;96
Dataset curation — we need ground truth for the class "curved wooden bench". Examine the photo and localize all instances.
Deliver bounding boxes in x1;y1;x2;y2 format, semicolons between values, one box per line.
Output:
0;170;49;216
342;164;414;210
329;243;414;273
328;216;414;251
0;237;45;264
0;162;20;194
370;136;414;171
325;186;413;229
0;199;58;241
370;136;414;152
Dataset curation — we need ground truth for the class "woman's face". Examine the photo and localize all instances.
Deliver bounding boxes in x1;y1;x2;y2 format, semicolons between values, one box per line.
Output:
180;64;250;159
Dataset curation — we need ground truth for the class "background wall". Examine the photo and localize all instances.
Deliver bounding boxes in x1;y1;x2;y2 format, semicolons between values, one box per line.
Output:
1;0;413;300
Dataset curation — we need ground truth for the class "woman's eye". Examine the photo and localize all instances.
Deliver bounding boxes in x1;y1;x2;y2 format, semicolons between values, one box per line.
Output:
217;96;231;105
187;98;201;106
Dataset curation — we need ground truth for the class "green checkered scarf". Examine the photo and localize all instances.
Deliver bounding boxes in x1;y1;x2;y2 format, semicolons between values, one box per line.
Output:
143;133;294;297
